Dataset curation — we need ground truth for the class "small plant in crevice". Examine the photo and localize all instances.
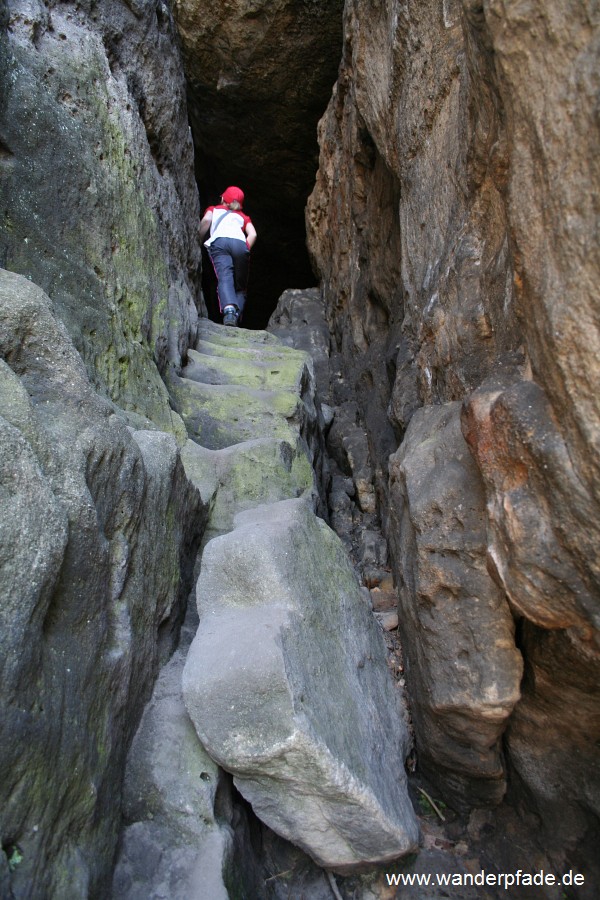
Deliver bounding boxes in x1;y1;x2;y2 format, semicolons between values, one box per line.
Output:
416;788;447;821
4;844;23;872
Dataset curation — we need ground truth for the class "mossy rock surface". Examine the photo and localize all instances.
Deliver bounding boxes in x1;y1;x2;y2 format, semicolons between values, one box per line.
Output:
195;334;309;362
173;320;318;450
196;320;282;350
0;271;205;899
168;372;304;450
181;437;315;541
0;4;201;436
183;346;308;393
170;321;319;534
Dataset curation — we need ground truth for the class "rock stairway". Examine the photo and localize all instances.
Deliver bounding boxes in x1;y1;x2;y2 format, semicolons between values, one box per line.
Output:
113;320;419;898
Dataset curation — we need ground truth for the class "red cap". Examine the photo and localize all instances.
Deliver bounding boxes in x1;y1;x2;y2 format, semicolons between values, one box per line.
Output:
222;186;244;205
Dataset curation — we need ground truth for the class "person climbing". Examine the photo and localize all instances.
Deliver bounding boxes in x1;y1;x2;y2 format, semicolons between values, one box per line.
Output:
199;186;257;327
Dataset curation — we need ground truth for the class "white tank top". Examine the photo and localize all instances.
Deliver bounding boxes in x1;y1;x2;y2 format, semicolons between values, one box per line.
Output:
205;208;248;246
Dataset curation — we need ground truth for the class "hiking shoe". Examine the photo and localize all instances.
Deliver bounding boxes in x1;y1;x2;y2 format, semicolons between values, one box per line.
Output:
222;306;238;327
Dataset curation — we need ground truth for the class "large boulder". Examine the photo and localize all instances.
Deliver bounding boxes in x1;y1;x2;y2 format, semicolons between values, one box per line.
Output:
183;498;419;872
0;270;205;897
388;402;523;810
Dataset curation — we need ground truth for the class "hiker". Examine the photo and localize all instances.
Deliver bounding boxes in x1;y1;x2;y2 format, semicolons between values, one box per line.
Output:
199;186;257;327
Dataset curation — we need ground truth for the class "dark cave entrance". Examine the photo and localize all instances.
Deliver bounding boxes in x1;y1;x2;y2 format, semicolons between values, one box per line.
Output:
180;3;344;331
195;161;318;331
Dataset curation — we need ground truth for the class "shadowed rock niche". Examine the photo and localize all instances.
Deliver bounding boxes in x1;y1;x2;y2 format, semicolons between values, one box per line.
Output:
172;0;344;329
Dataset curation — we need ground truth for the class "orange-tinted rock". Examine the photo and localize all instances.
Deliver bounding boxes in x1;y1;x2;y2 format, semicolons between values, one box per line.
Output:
307;0;600;874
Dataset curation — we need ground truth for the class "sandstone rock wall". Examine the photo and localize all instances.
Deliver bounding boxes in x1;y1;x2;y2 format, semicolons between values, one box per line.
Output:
387;402;523;810
2;0;599;890
0;2;211;893
1;0;202;429
0;271;205;897
307;0;600;876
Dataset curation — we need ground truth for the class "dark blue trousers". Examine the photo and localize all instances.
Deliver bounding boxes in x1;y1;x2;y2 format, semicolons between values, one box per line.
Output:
208;237;250;314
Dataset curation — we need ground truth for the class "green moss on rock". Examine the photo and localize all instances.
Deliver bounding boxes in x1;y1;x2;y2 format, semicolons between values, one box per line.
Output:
0;23;188;436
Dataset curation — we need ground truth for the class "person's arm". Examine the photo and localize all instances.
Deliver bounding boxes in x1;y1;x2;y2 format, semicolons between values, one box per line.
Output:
199;211;213;242
245;222;257;249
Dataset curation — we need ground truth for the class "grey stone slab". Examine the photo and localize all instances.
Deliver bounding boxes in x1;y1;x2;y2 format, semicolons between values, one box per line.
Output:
183;498;419;872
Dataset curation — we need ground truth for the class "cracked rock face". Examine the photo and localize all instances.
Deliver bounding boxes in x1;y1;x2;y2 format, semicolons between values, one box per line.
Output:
388;401;523;809
0;270;205;897
306;0;600;875
183;498;420;872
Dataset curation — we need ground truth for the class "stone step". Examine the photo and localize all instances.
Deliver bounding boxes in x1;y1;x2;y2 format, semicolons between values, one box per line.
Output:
169;323;317;454
180;437;315;544
183;346;309;393
120;318;418;897
167;371;307;450
196;319;282;350
195;336;305;363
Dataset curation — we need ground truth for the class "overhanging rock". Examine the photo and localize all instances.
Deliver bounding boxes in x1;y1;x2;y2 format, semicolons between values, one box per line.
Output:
182;497;419;872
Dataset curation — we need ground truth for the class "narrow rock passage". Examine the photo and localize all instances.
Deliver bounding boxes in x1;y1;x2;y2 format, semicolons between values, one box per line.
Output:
113;319;419;897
